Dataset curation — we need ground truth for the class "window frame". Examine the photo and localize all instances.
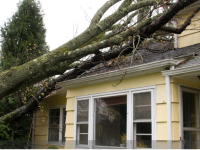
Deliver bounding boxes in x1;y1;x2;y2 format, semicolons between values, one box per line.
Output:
47;105;66;146
74;86;156;149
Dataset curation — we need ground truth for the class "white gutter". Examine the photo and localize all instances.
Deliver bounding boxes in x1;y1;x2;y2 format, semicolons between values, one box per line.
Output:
161;64;200;77
58;59;177;89
165;76;172;149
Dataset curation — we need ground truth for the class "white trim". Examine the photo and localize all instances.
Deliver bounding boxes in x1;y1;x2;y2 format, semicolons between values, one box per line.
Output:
165;76;172;149
74;86;156;149
161;64;200;77
47;105;66;146
58;59;176;89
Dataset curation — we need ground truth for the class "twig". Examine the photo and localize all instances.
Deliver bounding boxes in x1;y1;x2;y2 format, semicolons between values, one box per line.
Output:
113;71;127;87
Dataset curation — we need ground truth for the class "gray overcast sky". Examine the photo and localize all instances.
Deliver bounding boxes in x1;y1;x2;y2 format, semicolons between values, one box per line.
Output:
0;0;117;50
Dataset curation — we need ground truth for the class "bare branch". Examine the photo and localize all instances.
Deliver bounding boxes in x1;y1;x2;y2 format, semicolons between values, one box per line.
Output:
89;0;122;27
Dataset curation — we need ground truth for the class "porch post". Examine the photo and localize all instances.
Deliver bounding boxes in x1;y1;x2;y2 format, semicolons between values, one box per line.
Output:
165;76;172;149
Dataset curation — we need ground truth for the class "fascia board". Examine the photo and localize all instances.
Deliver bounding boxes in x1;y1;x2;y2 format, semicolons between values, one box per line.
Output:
58;59;176;89
161;64;200;77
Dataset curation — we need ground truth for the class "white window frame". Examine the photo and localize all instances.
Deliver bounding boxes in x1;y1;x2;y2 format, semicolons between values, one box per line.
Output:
179;85;200;149
74;86;156;149
47;105;66;146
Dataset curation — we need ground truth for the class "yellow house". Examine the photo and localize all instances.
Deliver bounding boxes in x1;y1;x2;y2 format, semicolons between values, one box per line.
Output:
33;3;200;149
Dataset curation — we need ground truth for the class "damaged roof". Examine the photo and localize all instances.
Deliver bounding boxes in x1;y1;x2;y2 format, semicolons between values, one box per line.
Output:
77;42;200;78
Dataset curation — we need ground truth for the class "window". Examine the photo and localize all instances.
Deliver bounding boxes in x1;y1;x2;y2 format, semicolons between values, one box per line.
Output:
74;86;156;149
48;106;66;145
76;100;89;145
181;88;200;149
133;92;152;148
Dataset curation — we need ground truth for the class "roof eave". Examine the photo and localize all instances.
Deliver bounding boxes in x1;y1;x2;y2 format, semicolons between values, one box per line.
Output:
58;59;177;89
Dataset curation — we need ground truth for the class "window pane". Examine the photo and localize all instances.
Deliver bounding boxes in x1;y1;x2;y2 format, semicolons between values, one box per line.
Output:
134;106;151;119
134;92;151;120
134;92;151;106
50;109;60;117
136;135;151;148
95;95;127;147
48;128;59;142
183;91;199;127
77;100;89;122
184;131;199;149
80;124;88;133
136;123;151;134
49;116;60;125
79;134;88;145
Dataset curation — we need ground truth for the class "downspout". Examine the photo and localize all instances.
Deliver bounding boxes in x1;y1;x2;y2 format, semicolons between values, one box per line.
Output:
165;76;172;149
32;110;35;149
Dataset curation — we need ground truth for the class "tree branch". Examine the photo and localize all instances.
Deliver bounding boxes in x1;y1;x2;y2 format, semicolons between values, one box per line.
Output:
159;6;200;34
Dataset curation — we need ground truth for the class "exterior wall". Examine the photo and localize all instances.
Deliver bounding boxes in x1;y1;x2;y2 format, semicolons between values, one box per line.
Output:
65;72;169;149
33;94;66;149
176;11;200;48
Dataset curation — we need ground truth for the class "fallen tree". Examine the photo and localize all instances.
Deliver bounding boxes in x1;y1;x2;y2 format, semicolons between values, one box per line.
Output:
0;0;200;123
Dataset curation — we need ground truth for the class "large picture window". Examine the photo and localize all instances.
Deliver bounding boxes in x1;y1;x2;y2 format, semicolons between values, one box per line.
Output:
74;86;156;149
95;95;127;147
48;106;66;145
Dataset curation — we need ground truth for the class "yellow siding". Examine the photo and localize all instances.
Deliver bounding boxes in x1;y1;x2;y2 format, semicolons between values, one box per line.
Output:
157;123;167;141
156;141;167;149
176;11;200;48
156;84;167;103
34;94;66;149
66;97;75;111
172;122;180;141
65;138;74;149
171;103;179;122
66;111;74;124
65;125;74;137
156;104;167;122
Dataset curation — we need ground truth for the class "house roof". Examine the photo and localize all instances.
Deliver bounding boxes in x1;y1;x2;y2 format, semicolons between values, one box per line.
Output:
57;43;200;89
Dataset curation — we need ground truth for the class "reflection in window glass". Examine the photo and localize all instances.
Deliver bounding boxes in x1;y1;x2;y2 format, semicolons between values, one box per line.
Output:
95;95;127;147
77;100;89;122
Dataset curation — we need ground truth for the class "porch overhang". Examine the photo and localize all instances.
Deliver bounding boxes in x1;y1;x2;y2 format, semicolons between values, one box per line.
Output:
161;64;200;83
